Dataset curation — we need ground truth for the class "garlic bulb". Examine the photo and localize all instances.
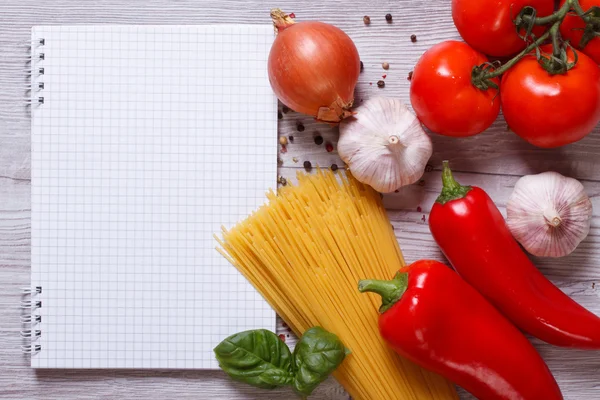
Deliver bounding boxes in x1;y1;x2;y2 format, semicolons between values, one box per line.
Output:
506;171;593;258
338;97;432;193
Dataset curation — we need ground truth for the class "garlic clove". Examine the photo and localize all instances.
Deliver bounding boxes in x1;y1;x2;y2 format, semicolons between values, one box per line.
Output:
506;171;593;258
338;97;433;193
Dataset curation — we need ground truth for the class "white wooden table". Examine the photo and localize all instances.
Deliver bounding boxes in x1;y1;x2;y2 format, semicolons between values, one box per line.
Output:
1;0;599;399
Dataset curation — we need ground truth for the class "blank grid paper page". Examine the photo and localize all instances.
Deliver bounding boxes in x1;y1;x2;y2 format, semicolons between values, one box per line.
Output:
30;25;277;369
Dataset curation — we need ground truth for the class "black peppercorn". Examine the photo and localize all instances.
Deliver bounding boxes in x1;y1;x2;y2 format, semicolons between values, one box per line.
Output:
411;34;417;43
282;105;290;113
288;135;294;143
363;16;370;25
385;13;392;22
314;135;323;145
277;111;283;119
360;60;364;72
303;161;312;171
331;164;338;172
297;123;305;132
377;80;385;88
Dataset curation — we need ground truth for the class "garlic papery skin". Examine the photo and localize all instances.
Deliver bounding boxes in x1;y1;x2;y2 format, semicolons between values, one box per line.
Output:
338;97;433;193
506;171;593;258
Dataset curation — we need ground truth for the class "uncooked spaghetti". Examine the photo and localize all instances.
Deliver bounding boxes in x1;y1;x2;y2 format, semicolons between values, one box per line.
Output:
216;169;457;400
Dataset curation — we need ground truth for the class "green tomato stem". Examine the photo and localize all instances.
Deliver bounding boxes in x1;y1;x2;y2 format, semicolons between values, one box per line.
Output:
474;0;575;84
572;0;587;18
550;23;561;58
476;30;550;80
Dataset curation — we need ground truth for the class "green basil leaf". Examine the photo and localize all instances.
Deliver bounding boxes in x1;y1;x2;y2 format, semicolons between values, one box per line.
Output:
292;326;349;397
214;329;294;389
259;368;294;386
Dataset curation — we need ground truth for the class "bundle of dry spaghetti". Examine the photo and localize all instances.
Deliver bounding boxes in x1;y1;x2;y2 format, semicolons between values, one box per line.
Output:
216;169;457;400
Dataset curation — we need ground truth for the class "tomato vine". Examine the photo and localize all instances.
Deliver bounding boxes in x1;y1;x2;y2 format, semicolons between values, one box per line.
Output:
472;0;599;89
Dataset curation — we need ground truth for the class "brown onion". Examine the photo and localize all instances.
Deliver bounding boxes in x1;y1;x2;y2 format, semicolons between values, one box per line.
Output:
268;9;361;123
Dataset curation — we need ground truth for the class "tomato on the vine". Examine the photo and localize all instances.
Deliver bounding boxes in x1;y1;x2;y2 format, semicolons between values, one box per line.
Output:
560;0;600;64
452;0;555;57
501;45;600;148
410;41;500;137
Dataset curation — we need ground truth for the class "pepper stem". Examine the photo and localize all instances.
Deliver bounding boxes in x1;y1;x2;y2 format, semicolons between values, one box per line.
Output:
435;161;472;205
358;272;408;313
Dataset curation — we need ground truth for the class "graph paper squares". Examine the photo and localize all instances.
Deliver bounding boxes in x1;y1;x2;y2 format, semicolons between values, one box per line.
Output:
30;25;277;369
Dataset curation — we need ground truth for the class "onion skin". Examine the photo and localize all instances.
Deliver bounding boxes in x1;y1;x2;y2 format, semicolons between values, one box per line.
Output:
268;10;361;123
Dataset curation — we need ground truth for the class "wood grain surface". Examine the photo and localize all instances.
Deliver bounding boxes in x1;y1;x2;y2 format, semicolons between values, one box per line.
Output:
0;0;599;399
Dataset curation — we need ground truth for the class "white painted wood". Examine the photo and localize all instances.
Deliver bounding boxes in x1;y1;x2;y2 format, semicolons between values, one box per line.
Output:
0;0;598;399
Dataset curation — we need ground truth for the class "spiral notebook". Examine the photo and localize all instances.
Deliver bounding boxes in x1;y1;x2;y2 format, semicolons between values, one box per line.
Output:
26;25;277;369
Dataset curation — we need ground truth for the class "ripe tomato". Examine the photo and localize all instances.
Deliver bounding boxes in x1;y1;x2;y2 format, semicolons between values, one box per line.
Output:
560;0;600;64
452;0;555;57
410;41;500;137
501;45;600;148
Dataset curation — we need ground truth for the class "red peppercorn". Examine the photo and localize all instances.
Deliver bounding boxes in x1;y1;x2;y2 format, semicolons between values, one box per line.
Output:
325;142;334;152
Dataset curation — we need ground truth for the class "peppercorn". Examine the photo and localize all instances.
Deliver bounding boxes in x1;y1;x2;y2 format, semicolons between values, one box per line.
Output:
282;105;290;113
303;161;312;171
363;15;370;25
279;136;288;146
277;111;283;119
314;135;323;145
360;61;364;72
288;135;294;143
425;164;434;172
385;13;392;22
297;123;305;132
325;142;334;152
411;34;417;43
278;176;287;186
292;157;299;163
407;71;413;81
382;62;389;70
377;80;385;88
331;163;338;172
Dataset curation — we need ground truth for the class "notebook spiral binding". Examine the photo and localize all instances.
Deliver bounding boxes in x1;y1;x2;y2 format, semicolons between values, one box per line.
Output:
21;286;42;354
20;37;45;356
27;38;45;106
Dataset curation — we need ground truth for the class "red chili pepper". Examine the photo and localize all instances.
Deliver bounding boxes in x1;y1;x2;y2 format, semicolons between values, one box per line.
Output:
429;162;600;349
359;260;563;400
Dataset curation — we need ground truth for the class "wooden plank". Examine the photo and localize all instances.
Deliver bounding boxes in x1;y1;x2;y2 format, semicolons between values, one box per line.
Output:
0;0;599;398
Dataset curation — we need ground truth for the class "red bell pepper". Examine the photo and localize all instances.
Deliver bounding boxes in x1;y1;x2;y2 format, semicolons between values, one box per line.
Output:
359;260;563;400
429;162;600;349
